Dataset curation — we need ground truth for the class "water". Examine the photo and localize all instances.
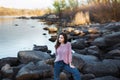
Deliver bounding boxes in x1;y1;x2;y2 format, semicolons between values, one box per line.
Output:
0;16;55;59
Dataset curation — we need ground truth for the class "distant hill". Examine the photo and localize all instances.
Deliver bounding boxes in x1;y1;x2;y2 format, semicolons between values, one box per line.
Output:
0;7;47;16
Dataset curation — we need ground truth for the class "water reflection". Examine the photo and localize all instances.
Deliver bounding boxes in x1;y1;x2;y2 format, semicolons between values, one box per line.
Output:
0;16;55;59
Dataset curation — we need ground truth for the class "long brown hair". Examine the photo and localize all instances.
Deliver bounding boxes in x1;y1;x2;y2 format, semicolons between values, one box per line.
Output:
55;32;68;49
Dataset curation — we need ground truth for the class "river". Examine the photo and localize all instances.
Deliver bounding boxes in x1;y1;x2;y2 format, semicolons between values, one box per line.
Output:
0;16;55;59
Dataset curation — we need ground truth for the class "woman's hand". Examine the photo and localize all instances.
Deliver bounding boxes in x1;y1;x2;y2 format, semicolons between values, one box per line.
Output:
69;63;75;68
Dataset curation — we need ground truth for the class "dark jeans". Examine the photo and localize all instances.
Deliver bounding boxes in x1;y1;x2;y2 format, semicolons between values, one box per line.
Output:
54;60;81;80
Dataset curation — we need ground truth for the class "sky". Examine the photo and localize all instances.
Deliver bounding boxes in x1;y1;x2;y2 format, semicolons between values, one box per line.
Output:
0;0;54;9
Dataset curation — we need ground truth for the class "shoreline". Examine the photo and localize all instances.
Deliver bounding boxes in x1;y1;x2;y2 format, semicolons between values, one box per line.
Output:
0;16;120;80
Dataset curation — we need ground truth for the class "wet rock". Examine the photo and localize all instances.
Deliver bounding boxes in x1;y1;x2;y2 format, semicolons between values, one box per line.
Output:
0;57;19;69
43;27;49;30
14;24;18;26
91;76;120;80
72;39;86;50
81;74;95;80
33;45;48;52
18;50;51;64
43;33;47;35
46;50;52;54
17;16;29;19
83;59;120;77
16;61;53;80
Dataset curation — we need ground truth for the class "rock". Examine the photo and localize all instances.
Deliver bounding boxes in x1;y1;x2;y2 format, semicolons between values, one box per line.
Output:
105;49;120;59
73;49;88;55
72;53;85;70
17;16;29;19
85;34;101;41
45;58;55;66
82;59;120;77
87;46;101;57
0;70;2;79
14;24;18;26
1;64;14;79
104;22;120;32
33;45;48;52
81;74;95;80
43;27;49;30
16;61;53;80
63;27;74;33
73;53;99;64
2;78;12;80
60;72;69;80
41;78;53;80
46;50;52;54
48;27;58;33
18;50;51;64
91;76;120;80
43;33;47;35
93;32;120;48
49;36;57;42
88;27;99;34
108;49;120;56
92;37;105;48
0;57;19;69
72;39;86;50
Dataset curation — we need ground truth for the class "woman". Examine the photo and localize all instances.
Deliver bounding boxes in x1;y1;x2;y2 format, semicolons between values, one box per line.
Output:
54;32;81;80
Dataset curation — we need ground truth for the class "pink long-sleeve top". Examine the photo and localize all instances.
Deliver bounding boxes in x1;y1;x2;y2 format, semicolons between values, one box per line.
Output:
55;42;72;64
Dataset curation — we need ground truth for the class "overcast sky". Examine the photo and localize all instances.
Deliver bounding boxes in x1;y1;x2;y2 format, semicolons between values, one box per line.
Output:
0;0;88;9
0;0;54;9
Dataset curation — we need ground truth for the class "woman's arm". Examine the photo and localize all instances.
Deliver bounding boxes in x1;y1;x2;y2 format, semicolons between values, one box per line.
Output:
68;42;75;68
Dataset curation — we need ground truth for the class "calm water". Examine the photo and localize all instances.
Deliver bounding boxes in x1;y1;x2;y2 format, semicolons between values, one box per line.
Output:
0;16;55;59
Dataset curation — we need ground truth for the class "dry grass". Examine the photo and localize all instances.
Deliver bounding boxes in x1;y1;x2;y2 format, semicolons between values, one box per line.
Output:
59;0;120;23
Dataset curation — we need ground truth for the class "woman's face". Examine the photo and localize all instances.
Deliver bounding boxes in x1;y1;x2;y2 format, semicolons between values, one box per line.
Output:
59;35;65;43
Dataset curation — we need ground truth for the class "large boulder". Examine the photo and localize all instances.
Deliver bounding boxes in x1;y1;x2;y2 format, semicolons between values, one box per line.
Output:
91;76;120;80
72;39;86;50
72;53;85;70
1;64;14;79
104;49;120;59
16;61;53;80
87;46;101;57
0;57;19;69
104;22;120;32
18;50;51;64
72;53;99;70
83;59;120;77
33;45;48;52
93;32;120;48
2;79;12;80
49;35;57;42
81;74;95;80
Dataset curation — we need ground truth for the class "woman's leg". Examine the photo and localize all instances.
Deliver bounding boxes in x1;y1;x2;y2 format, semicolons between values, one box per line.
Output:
63;64;81;80
54;61;63;80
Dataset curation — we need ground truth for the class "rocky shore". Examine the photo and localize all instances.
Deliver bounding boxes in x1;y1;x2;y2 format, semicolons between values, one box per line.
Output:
0;16;120;80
